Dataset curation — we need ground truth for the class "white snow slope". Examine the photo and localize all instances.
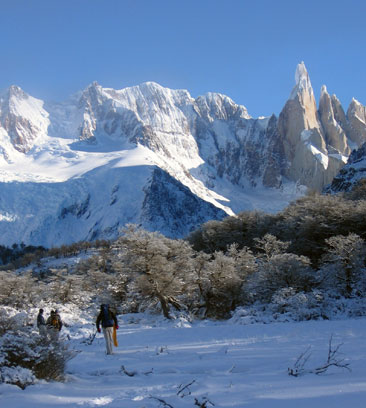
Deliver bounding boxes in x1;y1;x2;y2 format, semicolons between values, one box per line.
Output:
1;313;366;408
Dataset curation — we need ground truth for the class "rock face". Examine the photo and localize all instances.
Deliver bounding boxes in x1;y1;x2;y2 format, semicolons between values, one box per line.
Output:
318;86;350;156
325;142;366;193
0;86;49;155
141;168;227;237
347;98;366;146
278;62;352;191
0;62;365;246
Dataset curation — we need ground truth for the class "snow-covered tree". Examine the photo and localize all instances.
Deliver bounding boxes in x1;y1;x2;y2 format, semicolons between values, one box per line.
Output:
114;225;192;318
248;253;315;303
254;234;290;261
0;270;45;308
322;233;366;297
203;250;243;318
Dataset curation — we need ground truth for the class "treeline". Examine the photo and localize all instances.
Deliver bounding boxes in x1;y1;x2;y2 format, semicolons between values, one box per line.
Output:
0;239;110;270
1;188;366;321
188;192;366;267
0;243;45;267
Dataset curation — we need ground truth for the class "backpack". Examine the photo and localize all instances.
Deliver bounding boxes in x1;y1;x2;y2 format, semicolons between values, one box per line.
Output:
48;313;59;329
101;304;114;327
51;315;59;328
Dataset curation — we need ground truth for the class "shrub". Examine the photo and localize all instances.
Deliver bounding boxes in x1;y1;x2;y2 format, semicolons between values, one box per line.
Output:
0;310;76;388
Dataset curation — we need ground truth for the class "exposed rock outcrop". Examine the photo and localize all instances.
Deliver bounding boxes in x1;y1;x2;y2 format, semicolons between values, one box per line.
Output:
347;98;366;146
318;86;350;156
0;86;49;154
325;142;366;193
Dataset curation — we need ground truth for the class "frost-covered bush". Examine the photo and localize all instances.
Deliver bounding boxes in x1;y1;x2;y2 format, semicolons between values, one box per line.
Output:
0;307;29;335
270;288;326;321
0;366;36;390
0;310;76;388
246;253;316;303
0;270;45;308
231;290;366;324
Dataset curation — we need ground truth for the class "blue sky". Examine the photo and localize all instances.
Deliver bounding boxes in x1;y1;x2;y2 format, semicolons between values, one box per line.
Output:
0;0;365;117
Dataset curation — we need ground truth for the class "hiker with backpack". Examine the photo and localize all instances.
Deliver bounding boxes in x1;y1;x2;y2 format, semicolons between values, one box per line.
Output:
46;310;63;341
96;304;119;355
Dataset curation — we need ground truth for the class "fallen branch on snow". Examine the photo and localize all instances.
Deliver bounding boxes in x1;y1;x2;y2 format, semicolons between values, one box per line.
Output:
194;397;215;407
149;395;175;407
177;379;196;398
288;334;351;377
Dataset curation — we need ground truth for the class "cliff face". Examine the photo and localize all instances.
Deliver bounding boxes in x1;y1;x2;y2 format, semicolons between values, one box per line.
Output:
347;98;366;146
318;86;350;156
278;63;351;191
0;86;50;155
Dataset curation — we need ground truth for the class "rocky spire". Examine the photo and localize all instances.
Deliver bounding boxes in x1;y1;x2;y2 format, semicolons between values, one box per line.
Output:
290;62;314;100
347;98;366;145
278;62;341;191
318;85;350;155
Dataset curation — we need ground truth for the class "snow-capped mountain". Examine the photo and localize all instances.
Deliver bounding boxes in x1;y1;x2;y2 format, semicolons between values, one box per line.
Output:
0;62;365;246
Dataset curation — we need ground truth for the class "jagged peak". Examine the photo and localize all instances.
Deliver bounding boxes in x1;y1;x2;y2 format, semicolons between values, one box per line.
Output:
136;81;173;97
102;81;192;103
136;81;192;100
330;93;342;105
320;85;328;96
84;81;103;93
295;61;308;83
196;92;251;118
290;61;314;100
347;97;364;116
350;97;362;107
3;85;29;101
78;81;108;108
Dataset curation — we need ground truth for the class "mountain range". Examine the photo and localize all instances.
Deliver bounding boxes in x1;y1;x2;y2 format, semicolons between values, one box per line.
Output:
0;62;365;247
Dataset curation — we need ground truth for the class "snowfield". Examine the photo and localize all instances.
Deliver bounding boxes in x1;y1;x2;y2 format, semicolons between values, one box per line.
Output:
1;313;366;407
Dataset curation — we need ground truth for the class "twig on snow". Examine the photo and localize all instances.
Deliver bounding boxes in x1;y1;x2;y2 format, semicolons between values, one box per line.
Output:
194;397;215;407
177;379;196;398
149;395;175;408
288;345;312;377
120;365;137;377
288;335;351;377
311;334;351;375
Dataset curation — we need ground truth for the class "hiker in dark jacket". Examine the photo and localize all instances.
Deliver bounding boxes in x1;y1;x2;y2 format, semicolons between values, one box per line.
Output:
37;308;47;336
96;304;118;355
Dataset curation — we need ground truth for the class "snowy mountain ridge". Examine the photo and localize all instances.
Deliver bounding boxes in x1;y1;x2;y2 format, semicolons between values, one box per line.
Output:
0;62;365;246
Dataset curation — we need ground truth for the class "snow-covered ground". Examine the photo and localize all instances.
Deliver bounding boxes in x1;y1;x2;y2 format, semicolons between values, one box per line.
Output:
1;313;366;407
